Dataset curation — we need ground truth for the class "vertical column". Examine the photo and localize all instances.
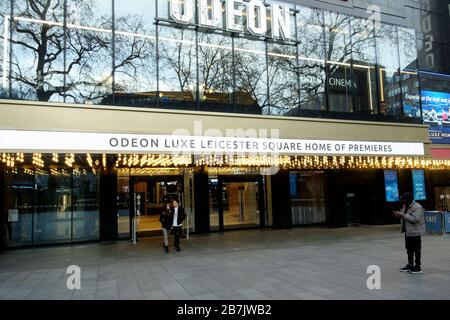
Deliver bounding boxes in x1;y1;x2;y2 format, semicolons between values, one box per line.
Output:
398;169;413;196
0;168;6;251
325;170;347;227
184;170;195;233
194;165;210;233
99;156;118;241
270;170;292;228
265;175;273;227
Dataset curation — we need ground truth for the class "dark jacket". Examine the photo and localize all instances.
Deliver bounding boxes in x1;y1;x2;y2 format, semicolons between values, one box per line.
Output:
159;207;173;230
171;207;186;226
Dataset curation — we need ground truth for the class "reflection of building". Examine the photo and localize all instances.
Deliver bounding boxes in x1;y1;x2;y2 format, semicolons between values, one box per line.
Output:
1;0;450;250
101;91;262;114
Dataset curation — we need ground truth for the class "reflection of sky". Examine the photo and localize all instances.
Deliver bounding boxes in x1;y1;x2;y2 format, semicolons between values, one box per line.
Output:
66;0;111;25
115;0;156;20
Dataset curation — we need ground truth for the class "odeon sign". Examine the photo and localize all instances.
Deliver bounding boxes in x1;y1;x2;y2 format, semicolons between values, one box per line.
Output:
169;0;293;39
0;130;425;156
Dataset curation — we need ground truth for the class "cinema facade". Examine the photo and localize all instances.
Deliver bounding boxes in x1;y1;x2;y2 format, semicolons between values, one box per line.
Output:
1;0;450;249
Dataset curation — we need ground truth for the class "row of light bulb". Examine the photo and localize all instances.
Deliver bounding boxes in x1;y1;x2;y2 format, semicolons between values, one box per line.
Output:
115;154;192;167
3;153;450;171
1;153;24;168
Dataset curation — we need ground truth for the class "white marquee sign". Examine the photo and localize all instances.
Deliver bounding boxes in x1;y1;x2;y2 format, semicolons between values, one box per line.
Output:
170;0;292;39
0;130;425;156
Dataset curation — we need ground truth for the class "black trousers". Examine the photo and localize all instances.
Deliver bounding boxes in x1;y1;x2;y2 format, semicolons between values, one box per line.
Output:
173;226;182;248
405;236;422;267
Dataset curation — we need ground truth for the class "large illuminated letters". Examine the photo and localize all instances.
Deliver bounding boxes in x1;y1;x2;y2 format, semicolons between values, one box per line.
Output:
247;0;267;35
226;0;244;32
271;3;291;39
169;0;292;39
199;0;222;27
170;0;194;23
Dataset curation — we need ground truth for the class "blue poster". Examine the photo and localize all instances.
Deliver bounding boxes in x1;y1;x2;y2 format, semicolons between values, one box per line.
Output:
422;90;450;144
444;212;450;234
384;170;399;202
289;173;297;197
412;169;426;200
424;211;443;234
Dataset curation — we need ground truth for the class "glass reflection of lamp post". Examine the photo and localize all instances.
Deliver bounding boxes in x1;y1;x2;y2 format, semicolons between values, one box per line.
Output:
132;193;141;244
439;192;450;212
446;194;450;212
189;84;196;102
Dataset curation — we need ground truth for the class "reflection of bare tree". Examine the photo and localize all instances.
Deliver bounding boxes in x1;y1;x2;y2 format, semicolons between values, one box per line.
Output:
234;40;268;112
397;27;417;70
8;0;154;103
197;32;232;94
267;44;298;114
10;0;65;101
105;16;155;94
159;27;196;94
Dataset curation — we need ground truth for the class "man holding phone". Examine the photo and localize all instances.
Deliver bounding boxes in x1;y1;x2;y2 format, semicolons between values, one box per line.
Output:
393;192;426;274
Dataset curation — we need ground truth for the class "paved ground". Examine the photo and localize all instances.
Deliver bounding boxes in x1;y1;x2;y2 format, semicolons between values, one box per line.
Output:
0;225;449;300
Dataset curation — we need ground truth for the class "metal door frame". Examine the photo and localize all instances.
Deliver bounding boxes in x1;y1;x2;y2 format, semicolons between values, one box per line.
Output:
215;175;266;232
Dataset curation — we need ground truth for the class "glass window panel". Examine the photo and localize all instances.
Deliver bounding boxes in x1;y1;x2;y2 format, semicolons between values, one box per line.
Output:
398;26;421;121
290;171;326;225
222;181;260;230
158;26;197;110
420;73;450;93
267;42;299;116
157;0;174;20
33;169;72;245
72;170;99;241
157;0;169;20
10;0;65;102
296;6;326;117
324;11;353;116
324;11;352;63
5;168;34;247
208;176;220;231
113;0;157;107
0;1;10;97
327;63;354;116
376;23;402;120
299;60;326;116
117;171;130;239
234;37;268;115
115;0;155;33
297;6;325;61
198;31;233;113
67;0;111;27
417;39;449;74
350;17;378;120
65;0;112;104
136;178;183;233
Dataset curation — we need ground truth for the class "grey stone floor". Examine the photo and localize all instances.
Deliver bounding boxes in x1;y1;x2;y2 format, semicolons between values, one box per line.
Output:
0;225;449;300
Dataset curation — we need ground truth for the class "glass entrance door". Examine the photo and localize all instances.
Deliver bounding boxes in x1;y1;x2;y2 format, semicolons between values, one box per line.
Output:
435;186;450;211
209;176;265;231
131;175;184;237
222;181;260;229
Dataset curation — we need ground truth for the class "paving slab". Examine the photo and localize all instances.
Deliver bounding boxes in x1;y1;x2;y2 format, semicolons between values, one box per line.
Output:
0;225;449;300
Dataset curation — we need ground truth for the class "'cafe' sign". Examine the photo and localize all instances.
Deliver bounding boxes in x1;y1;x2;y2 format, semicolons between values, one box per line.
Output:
169;0;293;39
